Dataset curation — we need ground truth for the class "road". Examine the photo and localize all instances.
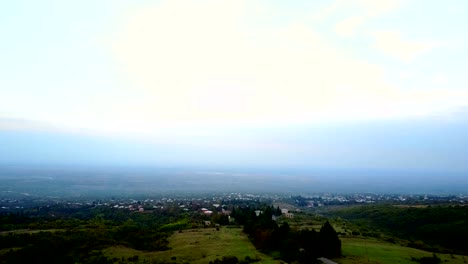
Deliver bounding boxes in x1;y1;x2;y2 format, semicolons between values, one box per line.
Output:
318;257;339;264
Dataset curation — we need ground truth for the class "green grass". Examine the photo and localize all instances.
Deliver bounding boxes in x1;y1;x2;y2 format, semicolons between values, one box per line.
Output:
158;219;191;232
103;227;281;264
279;212;329;231
0;248;21;255
280;213;355;236
0;229;65;235
333;237;468;264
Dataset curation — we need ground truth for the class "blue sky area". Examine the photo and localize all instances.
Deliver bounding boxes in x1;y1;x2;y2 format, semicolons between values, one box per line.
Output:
1;0;468;172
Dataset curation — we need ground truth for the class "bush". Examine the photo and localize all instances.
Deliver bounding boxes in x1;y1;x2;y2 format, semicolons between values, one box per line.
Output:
239;256;261;263
211;256;239;264
222;256;239;264
411;253;441;264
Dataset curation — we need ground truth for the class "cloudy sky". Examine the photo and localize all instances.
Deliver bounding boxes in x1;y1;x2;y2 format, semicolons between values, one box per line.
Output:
1;0;468;170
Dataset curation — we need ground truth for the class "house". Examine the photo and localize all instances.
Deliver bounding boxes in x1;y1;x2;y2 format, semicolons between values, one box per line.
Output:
254;210;263;217
281;208;289;214
284;213;294;218
221;209;231;215
204;221;211;226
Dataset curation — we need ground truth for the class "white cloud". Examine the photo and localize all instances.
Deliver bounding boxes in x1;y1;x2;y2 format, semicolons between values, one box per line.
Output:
334;16;365;37
313;0;402;21
0;118;54;132
356;0;402;17
311;0;342;21
319;0;403;38
103;1;468;135
372;31;435;62
432;74;449;85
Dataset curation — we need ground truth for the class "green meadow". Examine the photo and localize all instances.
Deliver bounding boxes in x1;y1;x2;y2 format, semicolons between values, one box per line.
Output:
104;227;281;264
334;237;468;264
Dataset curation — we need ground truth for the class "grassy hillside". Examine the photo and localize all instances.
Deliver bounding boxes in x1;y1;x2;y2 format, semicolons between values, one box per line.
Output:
334;237;468;264
104;227;281;264
326;205;468;254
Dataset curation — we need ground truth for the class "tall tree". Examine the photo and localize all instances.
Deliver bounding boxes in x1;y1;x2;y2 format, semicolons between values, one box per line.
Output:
319;221;341;257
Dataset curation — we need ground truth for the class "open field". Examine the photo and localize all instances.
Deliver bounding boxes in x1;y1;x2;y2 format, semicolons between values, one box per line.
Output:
104;227;281;264
334;237;468;264
0;229;65;235
279;213;351;235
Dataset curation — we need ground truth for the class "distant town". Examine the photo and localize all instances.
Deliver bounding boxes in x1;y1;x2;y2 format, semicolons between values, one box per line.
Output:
2;191;466;213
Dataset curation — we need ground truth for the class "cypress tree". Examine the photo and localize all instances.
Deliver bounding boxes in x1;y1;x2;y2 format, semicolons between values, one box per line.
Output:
319;221;341;257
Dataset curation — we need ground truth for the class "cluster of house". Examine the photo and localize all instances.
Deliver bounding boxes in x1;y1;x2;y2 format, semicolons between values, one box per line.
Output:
120;204;145;212
248;208;294;220
200;208;213;215
198;205;295;227
281;208;294;218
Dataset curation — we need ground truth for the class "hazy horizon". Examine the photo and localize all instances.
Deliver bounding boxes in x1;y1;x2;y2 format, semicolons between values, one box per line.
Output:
1;164;467;196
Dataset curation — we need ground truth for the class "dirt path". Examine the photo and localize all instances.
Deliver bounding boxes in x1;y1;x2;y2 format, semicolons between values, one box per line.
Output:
318;257;339;264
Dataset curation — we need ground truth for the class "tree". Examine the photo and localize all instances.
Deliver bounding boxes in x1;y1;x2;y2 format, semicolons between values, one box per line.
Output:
300;229;319;257
319;221;341;257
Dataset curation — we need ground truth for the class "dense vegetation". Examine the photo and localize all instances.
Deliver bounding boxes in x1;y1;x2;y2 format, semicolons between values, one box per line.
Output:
0;208;183;264
232;205;341;263
327;205;468;255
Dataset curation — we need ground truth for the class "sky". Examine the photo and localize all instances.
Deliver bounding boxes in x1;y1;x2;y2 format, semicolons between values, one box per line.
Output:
1;0;468;171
